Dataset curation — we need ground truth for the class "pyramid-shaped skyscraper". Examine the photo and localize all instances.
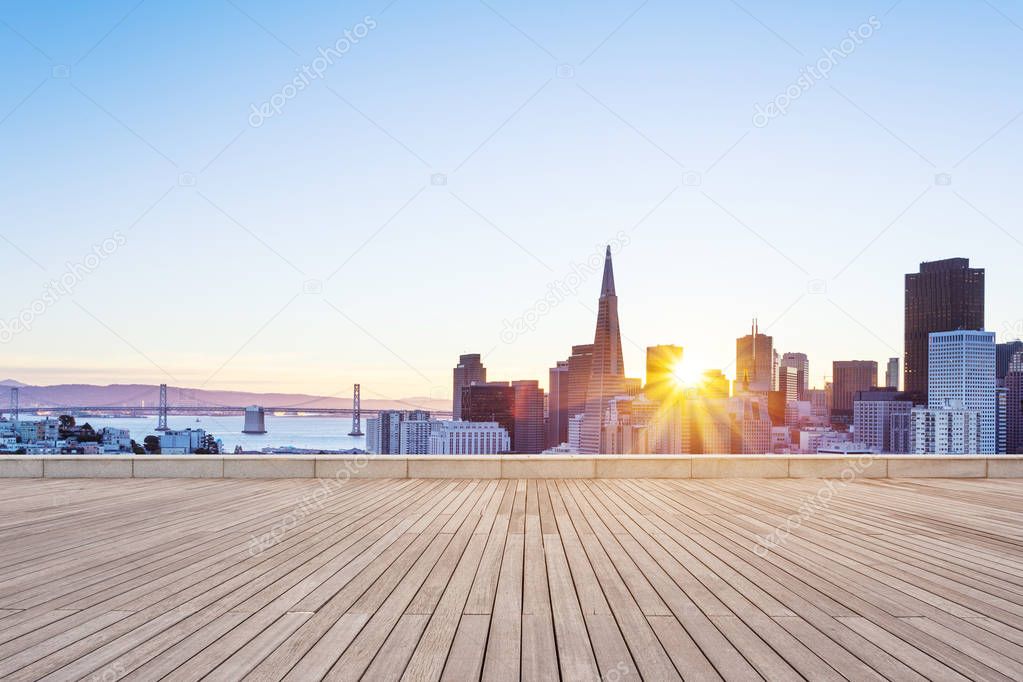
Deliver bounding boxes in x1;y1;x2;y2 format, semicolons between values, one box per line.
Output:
579;246;625;454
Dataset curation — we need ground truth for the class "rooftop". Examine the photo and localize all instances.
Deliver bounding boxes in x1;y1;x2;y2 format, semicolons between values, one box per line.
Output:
1;474;1021;679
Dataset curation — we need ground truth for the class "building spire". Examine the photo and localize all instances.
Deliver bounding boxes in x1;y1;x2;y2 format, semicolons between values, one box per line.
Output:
600;245;616;297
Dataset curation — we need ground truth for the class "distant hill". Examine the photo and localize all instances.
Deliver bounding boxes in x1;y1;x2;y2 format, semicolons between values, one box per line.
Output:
0;382;450;413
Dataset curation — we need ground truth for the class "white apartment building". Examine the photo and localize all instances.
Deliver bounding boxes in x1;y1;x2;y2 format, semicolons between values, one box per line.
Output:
928;330;995;453
428;421;510;455
101;427;133;452
910;401;981;454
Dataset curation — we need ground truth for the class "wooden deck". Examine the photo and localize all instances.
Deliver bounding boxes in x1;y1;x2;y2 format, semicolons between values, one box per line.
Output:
0;478;1021;681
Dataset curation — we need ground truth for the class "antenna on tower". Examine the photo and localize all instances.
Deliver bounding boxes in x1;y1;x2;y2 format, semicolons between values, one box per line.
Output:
9;387;18;422
156;384;169;431
348;384;364;436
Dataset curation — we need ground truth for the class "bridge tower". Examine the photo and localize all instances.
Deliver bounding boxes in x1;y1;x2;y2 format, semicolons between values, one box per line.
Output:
348;384;364;436
9;387;18;422
156;384;169;431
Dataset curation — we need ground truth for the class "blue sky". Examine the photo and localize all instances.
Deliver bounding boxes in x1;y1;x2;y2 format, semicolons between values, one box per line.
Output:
1;0;1021;400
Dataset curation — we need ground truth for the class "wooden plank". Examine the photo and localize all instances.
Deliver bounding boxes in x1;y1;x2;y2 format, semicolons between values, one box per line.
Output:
0;477;1021;680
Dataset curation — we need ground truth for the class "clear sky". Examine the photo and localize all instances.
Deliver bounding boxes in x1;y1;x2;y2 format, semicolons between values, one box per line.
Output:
1;0;1020;402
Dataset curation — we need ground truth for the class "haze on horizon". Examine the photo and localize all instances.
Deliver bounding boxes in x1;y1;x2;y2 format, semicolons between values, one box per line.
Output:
1;0;1020;402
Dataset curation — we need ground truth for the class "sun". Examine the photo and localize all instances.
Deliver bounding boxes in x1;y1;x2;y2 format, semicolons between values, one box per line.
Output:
667;359;693;388
666;357;707;389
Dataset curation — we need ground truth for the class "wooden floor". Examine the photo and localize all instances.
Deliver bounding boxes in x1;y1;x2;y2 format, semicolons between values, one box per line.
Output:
0;479;1022;681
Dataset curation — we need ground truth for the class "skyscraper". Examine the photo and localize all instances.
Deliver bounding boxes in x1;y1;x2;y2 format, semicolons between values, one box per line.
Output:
512;380;545;454
832;361;877;421
452;354;486;419
460;382;514;451
885;357;899;389
546;360;570;449
777;366;799;402
580;247;626;454
779;352;809;400
928;330;996;454
565;344;594;423
645;344;684;402
736;320;773;393
904;258;985;402
1006;350;1023;453
997;386;1008;454
700;370;731;399
997;340;1023;384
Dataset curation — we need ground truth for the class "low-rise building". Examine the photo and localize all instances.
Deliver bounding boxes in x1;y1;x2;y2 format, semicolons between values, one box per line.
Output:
428;421;510;455
101;427;133;453
159;428;207;454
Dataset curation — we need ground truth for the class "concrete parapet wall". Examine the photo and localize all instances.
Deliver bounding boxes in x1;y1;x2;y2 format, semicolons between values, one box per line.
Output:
0;455;1018;479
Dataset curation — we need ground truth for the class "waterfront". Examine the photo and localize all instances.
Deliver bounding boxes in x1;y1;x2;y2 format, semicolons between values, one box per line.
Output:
78;414;368;453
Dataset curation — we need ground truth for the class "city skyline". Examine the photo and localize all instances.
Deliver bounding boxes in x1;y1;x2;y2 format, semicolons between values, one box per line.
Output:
1;1;1021;399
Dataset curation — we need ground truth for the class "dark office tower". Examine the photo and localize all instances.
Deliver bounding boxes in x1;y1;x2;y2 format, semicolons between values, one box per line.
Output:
566;344;594;421
580;247;626;454
512;380;545;454
779;352;809;400
736;320;774;393
1007;351;1023;454
645;345;684;402
997;340;1023;384
547;361;570;449
904;258;984;402
460;382;513;451
452;354;486;419
885;357;900;389
832;360;878;422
